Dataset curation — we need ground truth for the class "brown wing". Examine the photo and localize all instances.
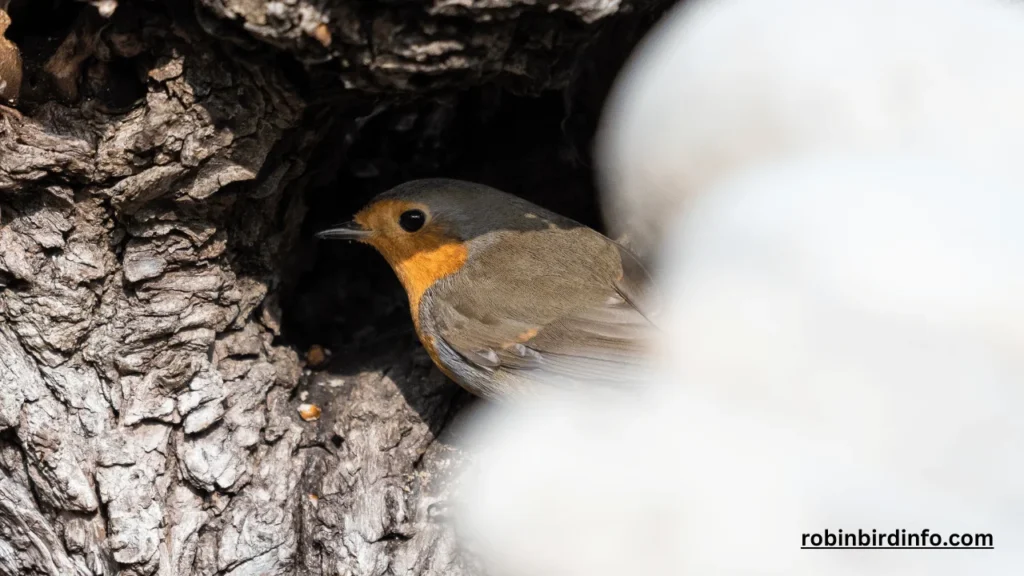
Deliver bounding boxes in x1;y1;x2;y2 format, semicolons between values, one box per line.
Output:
423;227;657;394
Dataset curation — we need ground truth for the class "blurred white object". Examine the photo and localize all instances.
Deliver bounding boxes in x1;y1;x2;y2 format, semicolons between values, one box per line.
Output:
597;0;1024;258
653;156;1024;574
456;0;1024;574
458;156;1024;576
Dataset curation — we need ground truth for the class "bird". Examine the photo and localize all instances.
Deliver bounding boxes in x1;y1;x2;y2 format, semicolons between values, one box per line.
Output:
316;178;658;399
0;5;21;106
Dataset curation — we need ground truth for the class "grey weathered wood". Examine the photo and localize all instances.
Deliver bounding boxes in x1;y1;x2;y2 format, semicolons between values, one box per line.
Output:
0;0;664;574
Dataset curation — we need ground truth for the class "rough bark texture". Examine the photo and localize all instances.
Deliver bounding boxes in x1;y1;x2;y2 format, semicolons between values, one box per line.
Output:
0;0;667;574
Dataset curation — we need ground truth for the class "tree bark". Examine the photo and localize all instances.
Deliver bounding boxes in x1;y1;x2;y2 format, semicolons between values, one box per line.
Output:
0;0;665;574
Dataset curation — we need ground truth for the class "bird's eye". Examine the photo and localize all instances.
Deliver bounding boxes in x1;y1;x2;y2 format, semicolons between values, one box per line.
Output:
399;209;426;232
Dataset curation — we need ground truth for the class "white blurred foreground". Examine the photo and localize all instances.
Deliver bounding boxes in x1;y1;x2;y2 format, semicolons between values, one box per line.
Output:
456;158;1024;576
597;0;1024;260
455;0;1024;574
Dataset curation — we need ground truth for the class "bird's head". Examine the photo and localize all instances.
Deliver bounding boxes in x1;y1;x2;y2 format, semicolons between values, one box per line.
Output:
317;178;575;268
317;178;575;307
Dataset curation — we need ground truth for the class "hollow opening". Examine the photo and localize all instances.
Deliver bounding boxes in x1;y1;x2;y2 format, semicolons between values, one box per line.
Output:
283;88;604;372
275;6;669;403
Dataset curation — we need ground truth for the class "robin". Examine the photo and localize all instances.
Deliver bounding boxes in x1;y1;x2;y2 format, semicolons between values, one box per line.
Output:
317;179;658;398
0;5;21;106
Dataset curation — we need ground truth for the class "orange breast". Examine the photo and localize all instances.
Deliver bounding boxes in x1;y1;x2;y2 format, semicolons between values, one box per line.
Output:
392;242;467;379
390;240;468;329
354;198;469;377
367;231;468;369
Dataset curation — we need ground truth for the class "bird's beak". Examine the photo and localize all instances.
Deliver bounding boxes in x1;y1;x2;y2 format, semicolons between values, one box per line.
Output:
315;220;372;241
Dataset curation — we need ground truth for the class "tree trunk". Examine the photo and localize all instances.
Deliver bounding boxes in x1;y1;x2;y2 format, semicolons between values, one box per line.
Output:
0;0;665;574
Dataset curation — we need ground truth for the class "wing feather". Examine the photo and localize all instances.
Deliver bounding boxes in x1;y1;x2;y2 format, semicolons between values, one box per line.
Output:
427;229;658;393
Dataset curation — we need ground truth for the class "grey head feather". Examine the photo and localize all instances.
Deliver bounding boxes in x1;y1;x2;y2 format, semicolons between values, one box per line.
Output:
374;179;583;242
